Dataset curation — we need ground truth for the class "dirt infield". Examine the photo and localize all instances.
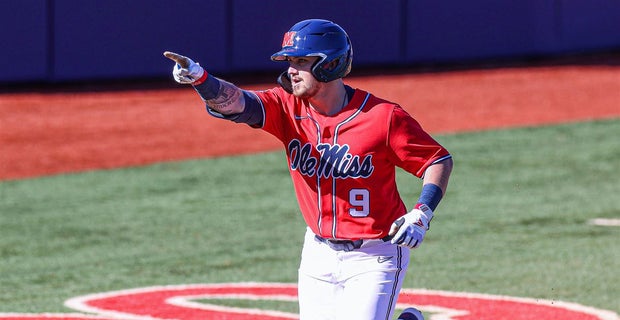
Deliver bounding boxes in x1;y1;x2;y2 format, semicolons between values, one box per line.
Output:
1;61;618;181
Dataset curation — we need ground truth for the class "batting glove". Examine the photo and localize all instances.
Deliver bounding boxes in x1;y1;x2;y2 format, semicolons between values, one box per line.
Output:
389;204;434;249
163;51;206;85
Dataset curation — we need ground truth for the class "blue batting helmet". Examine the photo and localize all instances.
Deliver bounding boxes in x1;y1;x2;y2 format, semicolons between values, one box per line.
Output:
271;19;353;82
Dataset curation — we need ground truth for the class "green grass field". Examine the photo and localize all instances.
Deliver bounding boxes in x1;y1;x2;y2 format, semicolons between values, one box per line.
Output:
1;118;619;316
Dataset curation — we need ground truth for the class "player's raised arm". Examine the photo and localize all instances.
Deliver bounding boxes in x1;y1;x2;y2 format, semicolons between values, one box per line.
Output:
163;51;245;115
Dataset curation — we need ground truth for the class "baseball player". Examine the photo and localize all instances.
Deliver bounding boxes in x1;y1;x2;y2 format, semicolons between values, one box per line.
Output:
164;19;452;320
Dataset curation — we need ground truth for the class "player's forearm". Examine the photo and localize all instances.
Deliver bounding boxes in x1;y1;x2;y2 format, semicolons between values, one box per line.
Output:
417;157;453;210
193;74;245;115
423;157;452;194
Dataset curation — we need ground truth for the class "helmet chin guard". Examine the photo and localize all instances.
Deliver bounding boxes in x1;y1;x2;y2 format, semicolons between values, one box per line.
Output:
271;19;353;83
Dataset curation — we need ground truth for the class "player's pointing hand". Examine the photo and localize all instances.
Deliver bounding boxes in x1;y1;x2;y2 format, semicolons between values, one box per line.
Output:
163;51;205;85
164;51;191;68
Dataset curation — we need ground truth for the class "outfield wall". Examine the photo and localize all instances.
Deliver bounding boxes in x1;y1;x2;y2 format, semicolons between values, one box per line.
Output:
2;0;619;83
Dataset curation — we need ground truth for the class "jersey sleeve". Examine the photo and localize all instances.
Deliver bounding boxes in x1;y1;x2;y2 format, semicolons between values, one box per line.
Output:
251;87;295;140
387;106;451;178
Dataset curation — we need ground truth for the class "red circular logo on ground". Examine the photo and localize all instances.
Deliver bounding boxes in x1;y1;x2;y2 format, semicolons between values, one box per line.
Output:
0;283;617;320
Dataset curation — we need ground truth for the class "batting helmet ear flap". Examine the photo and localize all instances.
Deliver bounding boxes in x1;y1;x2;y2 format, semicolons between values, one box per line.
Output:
277;71;293;94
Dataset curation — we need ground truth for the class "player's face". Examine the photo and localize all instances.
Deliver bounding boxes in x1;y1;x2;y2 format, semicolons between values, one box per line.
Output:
287;57;321;98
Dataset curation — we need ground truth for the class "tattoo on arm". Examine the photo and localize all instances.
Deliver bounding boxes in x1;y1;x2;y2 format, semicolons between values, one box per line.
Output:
205;80;243;114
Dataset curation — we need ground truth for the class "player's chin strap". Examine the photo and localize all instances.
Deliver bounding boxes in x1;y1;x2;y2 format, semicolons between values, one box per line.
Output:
277;71;293;94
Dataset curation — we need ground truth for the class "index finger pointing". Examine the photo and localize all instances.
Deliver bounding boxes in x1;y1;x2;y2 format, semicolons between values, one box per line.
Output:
163;51;190;68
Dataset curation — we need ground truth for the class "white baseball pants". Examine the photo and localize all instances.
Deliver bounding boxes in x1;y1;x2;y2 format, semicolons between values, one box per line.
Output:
298;228;411;320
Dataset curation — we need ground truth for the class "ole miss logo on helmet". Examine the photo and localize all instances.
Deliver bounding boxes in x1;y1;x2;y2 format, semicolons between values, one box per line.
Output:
282;31;297;47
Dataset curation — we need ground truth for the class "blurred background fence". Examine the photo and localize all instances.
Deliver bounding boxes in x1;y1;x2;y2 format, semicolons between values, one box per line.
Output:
2;0;619;84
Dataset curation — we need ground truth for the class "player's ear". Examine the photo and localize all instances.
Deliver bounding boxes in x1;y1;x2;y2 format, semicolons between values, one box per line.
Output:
323;59;340;71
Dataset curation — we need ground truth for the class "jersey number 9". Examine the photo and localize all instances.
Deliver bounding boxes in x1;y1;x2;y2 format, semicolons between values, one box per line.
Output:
349;189;370;217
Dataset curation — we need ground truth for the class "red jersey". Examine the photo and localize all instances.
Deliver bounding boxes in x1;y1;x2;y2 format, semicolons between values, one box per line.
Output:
252;87;450;240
